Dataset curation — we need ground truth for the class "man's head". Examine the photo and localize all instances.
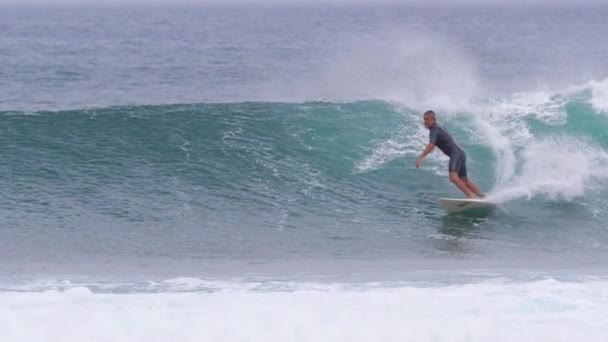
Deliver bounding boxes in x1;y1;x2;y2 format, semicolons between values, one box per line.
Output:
423;110;436;129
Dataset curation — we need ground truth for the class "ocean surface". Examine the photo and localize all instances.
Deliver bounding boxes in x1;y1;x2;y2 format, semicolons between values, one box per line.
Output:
1;2;608;341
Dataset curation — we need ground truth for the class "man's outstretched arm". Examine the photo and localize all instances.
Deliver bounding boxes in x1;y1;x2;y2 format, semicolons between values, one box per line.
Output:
416;143;435;168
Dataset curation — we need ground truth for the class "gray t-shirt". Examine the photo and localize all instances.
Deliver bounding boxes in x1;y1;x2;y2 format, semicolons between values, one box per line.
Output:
429;124;463;157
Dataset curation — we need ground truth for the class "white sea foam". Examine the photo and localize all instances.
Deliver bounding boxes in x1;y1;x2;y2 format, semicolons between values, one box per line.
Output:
471;81;608;202
2;278;608;342
487;136;608;202
588;79;608;114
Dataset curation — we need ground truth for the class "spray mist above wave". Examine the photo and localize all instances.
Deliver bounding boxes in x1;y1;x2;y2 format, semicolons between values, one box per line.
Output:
307;29;483;112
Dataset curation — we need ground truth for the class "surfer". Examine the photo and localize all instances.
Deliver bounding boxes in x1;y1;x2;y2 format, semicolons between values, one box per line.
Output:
416;110;485;199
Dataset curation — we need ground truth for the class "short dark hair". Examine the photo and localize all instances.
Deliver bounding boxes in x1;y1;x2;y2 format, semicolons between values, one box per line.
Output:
423;110;435;118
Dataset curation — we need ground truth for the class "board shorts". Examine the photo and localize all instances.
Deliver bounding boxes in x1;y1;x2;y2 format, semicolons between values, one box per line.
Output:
448;150;467;178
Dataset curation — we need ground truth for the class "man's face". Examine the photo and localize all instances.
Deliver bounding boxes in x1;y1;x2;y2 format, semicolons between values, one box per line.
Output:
423;114;435;129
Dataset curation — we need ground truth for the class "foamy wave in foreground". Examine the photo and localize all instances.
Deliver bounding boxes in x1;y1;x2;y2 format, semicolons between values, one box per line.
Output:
2;278;608;342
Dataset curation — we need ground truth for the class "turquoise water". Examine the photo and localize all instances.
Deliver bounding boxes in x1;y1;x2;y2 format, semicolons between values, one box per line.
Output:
1;98;607;268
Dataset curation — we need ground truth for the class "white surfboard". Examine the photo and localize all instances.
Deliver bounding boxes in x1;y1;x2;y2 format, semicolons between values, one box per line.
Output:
439;198;497;214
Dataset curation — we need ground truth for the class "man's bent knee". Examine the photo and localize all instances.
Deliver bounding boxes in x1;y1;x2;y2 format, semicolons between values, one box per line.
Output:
449;172;460;182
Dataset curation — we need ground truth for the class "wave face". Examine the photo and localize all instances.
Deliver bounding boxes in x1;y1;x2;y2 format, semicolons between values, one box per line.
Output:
1;80;608;267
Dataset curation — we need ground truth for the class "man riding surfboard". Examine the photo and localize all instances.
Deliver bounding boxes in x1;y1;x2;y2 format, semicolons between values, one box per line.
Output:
416;110;485;199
